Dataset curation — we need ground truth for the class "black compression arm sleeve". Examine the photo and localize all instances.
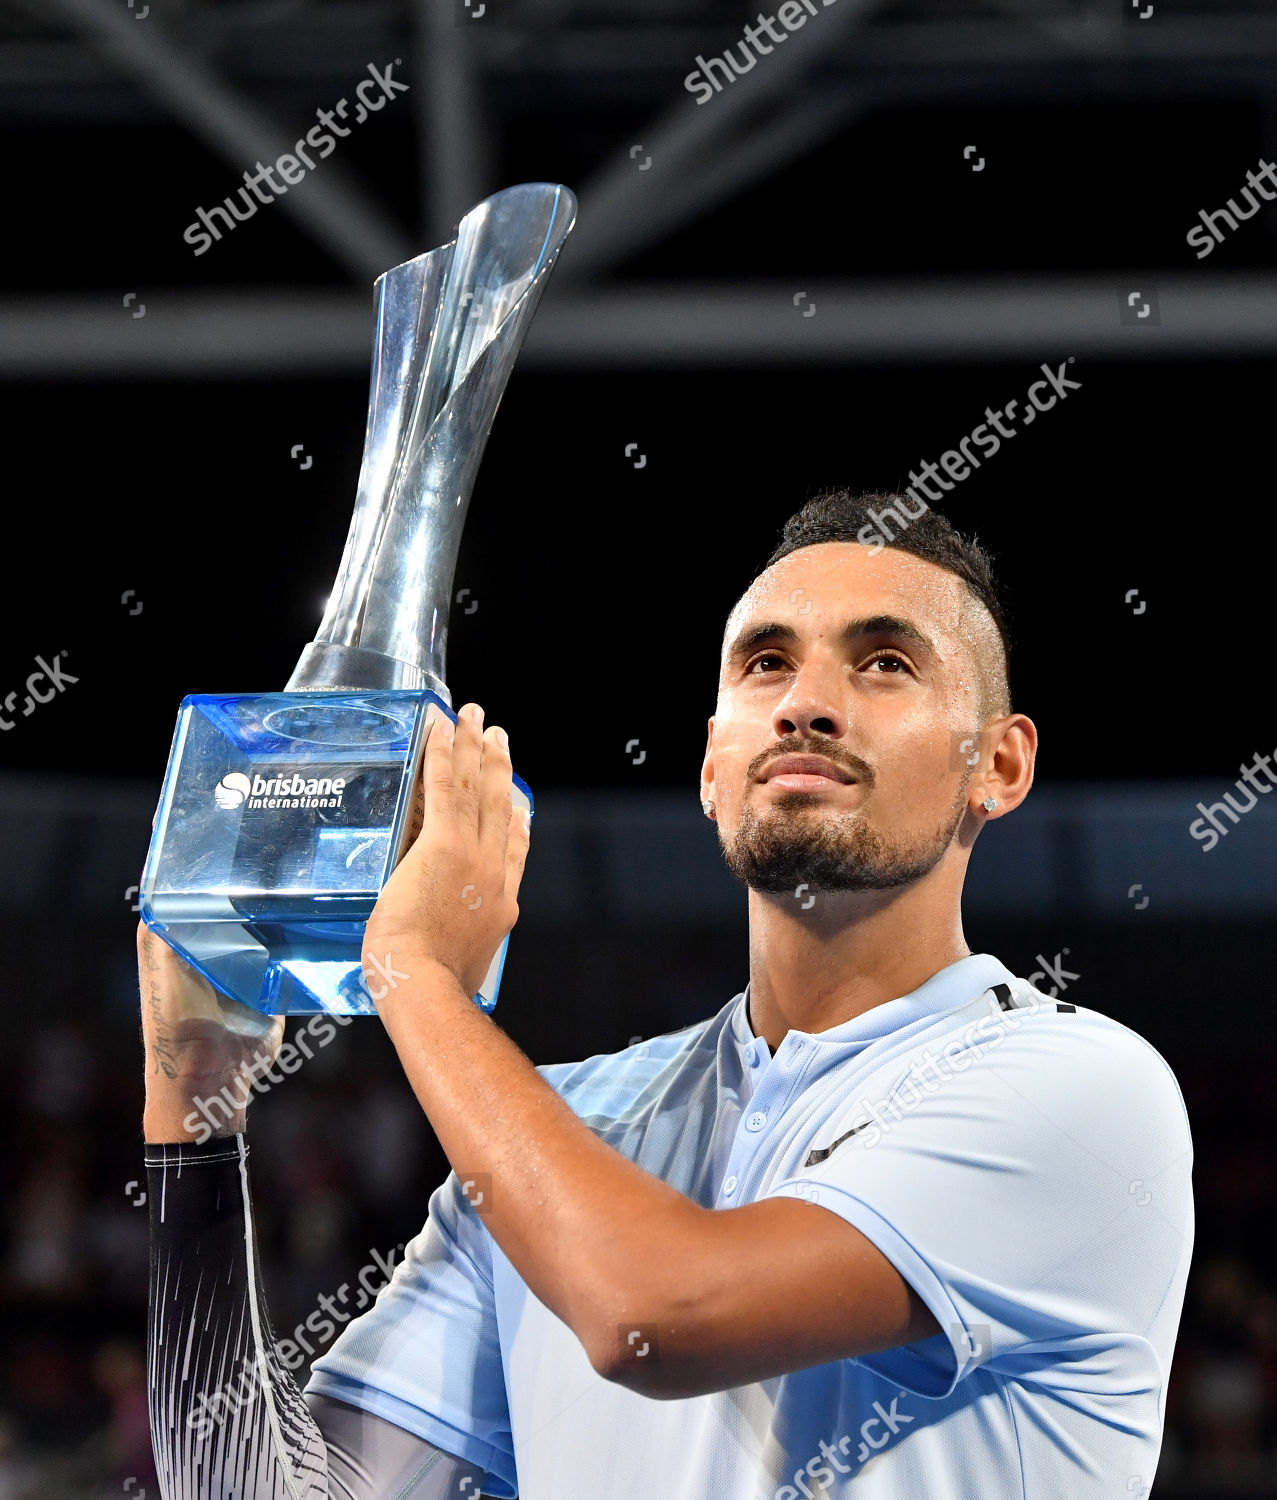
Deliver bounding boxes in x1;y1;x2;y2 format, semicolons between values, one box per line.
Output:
145;1135;487;1500
146;1135;329;1499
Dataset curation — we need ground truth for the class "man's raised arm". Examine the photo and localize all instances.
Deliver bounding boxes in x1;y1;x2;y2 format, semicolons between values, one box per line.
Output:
139;924;487;1500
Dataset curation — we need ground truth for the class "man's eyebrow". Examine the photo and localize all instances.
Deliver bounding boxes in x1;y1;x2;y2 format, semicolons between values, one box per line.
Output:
848;614;936;656
724;621;800;662
724;614;937;664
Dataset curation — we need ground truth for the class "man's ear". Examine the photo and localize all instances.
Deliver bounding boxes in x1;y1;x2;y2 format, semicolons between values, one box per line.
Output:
699;716;716;807
969;713;1037;819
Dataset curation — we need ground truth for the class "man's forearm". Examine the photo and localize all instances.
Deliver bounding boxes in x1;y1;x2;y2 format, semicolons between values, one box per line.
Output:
144;1095;242;1142
374;949;709;1370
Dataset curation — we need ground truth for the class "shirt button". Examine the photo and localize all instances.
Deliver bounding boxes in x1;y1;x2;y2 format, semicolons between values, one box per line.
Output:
723;1175;739;1196
744;1043;757;1066
746;1111;767;1132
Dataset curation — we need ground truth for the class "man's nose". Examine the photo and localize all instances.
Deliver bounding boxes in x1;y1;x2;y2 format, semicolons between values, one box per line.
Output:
772;669;847;741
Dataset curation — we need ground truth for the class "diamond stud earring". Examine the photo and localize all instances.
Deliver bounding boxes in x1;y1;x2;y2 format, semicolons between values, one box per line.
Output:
702;799;716;818
982;797;997;812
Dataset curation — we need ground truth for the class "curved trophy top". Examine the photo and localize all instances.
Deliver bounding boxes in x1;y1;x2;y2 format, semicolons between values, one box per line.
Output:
287;181;577;698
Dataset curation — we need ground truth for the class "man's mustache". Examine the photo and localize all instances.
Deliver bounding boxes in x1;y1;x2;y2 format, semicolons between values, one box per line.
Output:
748;738;874;788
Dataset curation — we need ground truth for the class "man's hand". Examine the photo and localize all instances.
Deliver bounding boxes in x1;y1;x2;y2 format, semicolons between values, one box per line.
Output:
138;921;284;1142
363;701;531;1004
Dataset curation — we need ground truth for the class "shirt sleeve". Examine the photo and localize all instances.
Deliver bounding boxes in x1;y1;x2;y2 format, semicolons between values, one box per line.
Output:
304;1170;517;1498
765;998;1194;1402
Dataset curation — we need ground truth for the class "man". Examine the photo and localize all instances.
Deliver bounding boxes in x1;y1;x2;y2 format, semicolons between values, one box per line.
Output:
140;490;1193;1499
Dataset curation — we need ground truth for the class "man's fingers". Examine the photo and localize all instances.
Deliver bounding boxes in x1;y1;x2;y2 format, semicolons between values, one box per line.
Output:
417;702;522;921
423;707;458;825
423;703;486;830
450;703;485;826
479;724;514;868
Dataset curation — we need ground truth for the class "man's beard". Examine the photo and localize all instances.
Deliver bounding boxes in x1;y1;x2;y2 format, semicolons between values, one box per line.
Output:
720;783;968;894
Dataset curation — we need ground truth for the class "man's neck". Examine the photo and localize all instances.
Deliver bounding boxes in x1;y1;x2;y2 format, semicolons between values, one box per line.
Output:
744;875;971;1051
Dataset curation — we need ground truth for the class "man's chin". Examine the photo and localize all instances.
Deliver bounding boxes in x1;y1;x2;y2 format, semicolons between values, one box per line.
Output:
722;835;870;894
721;814;949;895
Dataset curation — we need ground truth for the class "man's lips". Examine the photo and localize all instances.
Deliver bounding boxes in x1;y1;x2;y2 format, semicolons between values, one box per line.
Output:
758;754;856;790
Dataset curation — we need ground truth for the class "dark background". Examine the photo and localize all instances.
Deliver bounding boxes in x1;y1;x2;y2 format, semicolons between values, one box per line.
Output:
1;0;1275;1494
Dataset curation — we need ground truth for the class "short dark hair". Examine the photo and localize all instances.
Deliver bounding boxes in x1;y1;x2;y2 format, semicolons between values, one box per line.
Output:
756;489;1012;717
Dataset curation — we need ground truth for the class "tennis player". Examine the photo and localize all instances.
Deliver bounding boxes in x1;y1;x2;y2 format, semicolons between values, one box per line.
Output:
140;490;1193;1498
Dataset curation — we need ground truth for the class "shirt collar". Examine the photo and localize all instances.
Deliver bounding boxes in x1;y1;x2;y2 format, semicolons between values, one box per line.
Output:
730;952;1018;1056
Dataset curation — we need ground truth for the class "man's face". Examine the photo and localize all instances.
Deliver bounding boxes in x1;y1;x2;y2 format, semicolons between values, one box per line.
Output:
702;542;997;894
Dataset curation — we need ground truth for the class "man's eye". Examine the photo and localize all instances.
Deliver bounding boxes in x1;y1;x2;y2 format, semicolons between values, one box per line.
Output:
748;654;787;673
867;652;909;673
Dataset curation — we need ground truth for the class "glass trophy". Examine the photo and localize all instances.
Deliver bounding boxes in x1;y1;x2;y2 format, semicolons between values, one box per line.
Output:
138;183;576;1017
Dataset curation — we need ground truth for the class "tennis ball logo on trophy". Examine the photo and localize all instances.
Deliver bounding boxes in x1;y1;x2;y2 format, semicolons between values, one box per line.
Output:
213;772;252;810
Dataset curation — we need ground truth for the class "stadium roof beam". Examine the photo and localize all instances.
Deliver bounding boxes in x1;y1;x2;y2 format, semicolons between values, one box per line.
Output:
7;13;1277;118
558;0;888;283
3;275;1275;376
33;0;414;281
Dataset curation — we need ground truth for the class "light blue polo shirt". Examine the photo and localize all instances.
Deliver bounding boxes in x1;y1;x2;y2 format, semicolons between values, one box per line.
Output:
306;953;1193;1499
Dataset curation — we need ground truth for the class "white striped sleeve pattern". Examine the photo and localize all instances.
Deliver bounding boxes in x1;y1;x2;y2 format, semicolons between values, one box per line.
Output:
145;1134;329;1500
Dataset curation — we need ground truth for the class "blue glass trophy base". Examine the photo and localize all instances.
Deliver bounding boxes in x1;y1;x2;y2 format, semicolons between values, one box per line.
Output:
138;691;531;1017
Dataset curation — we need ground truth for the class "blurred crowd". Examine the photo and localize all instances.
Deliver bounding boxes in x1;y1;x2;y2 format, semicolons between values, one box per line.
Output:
1;997;1275;1497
